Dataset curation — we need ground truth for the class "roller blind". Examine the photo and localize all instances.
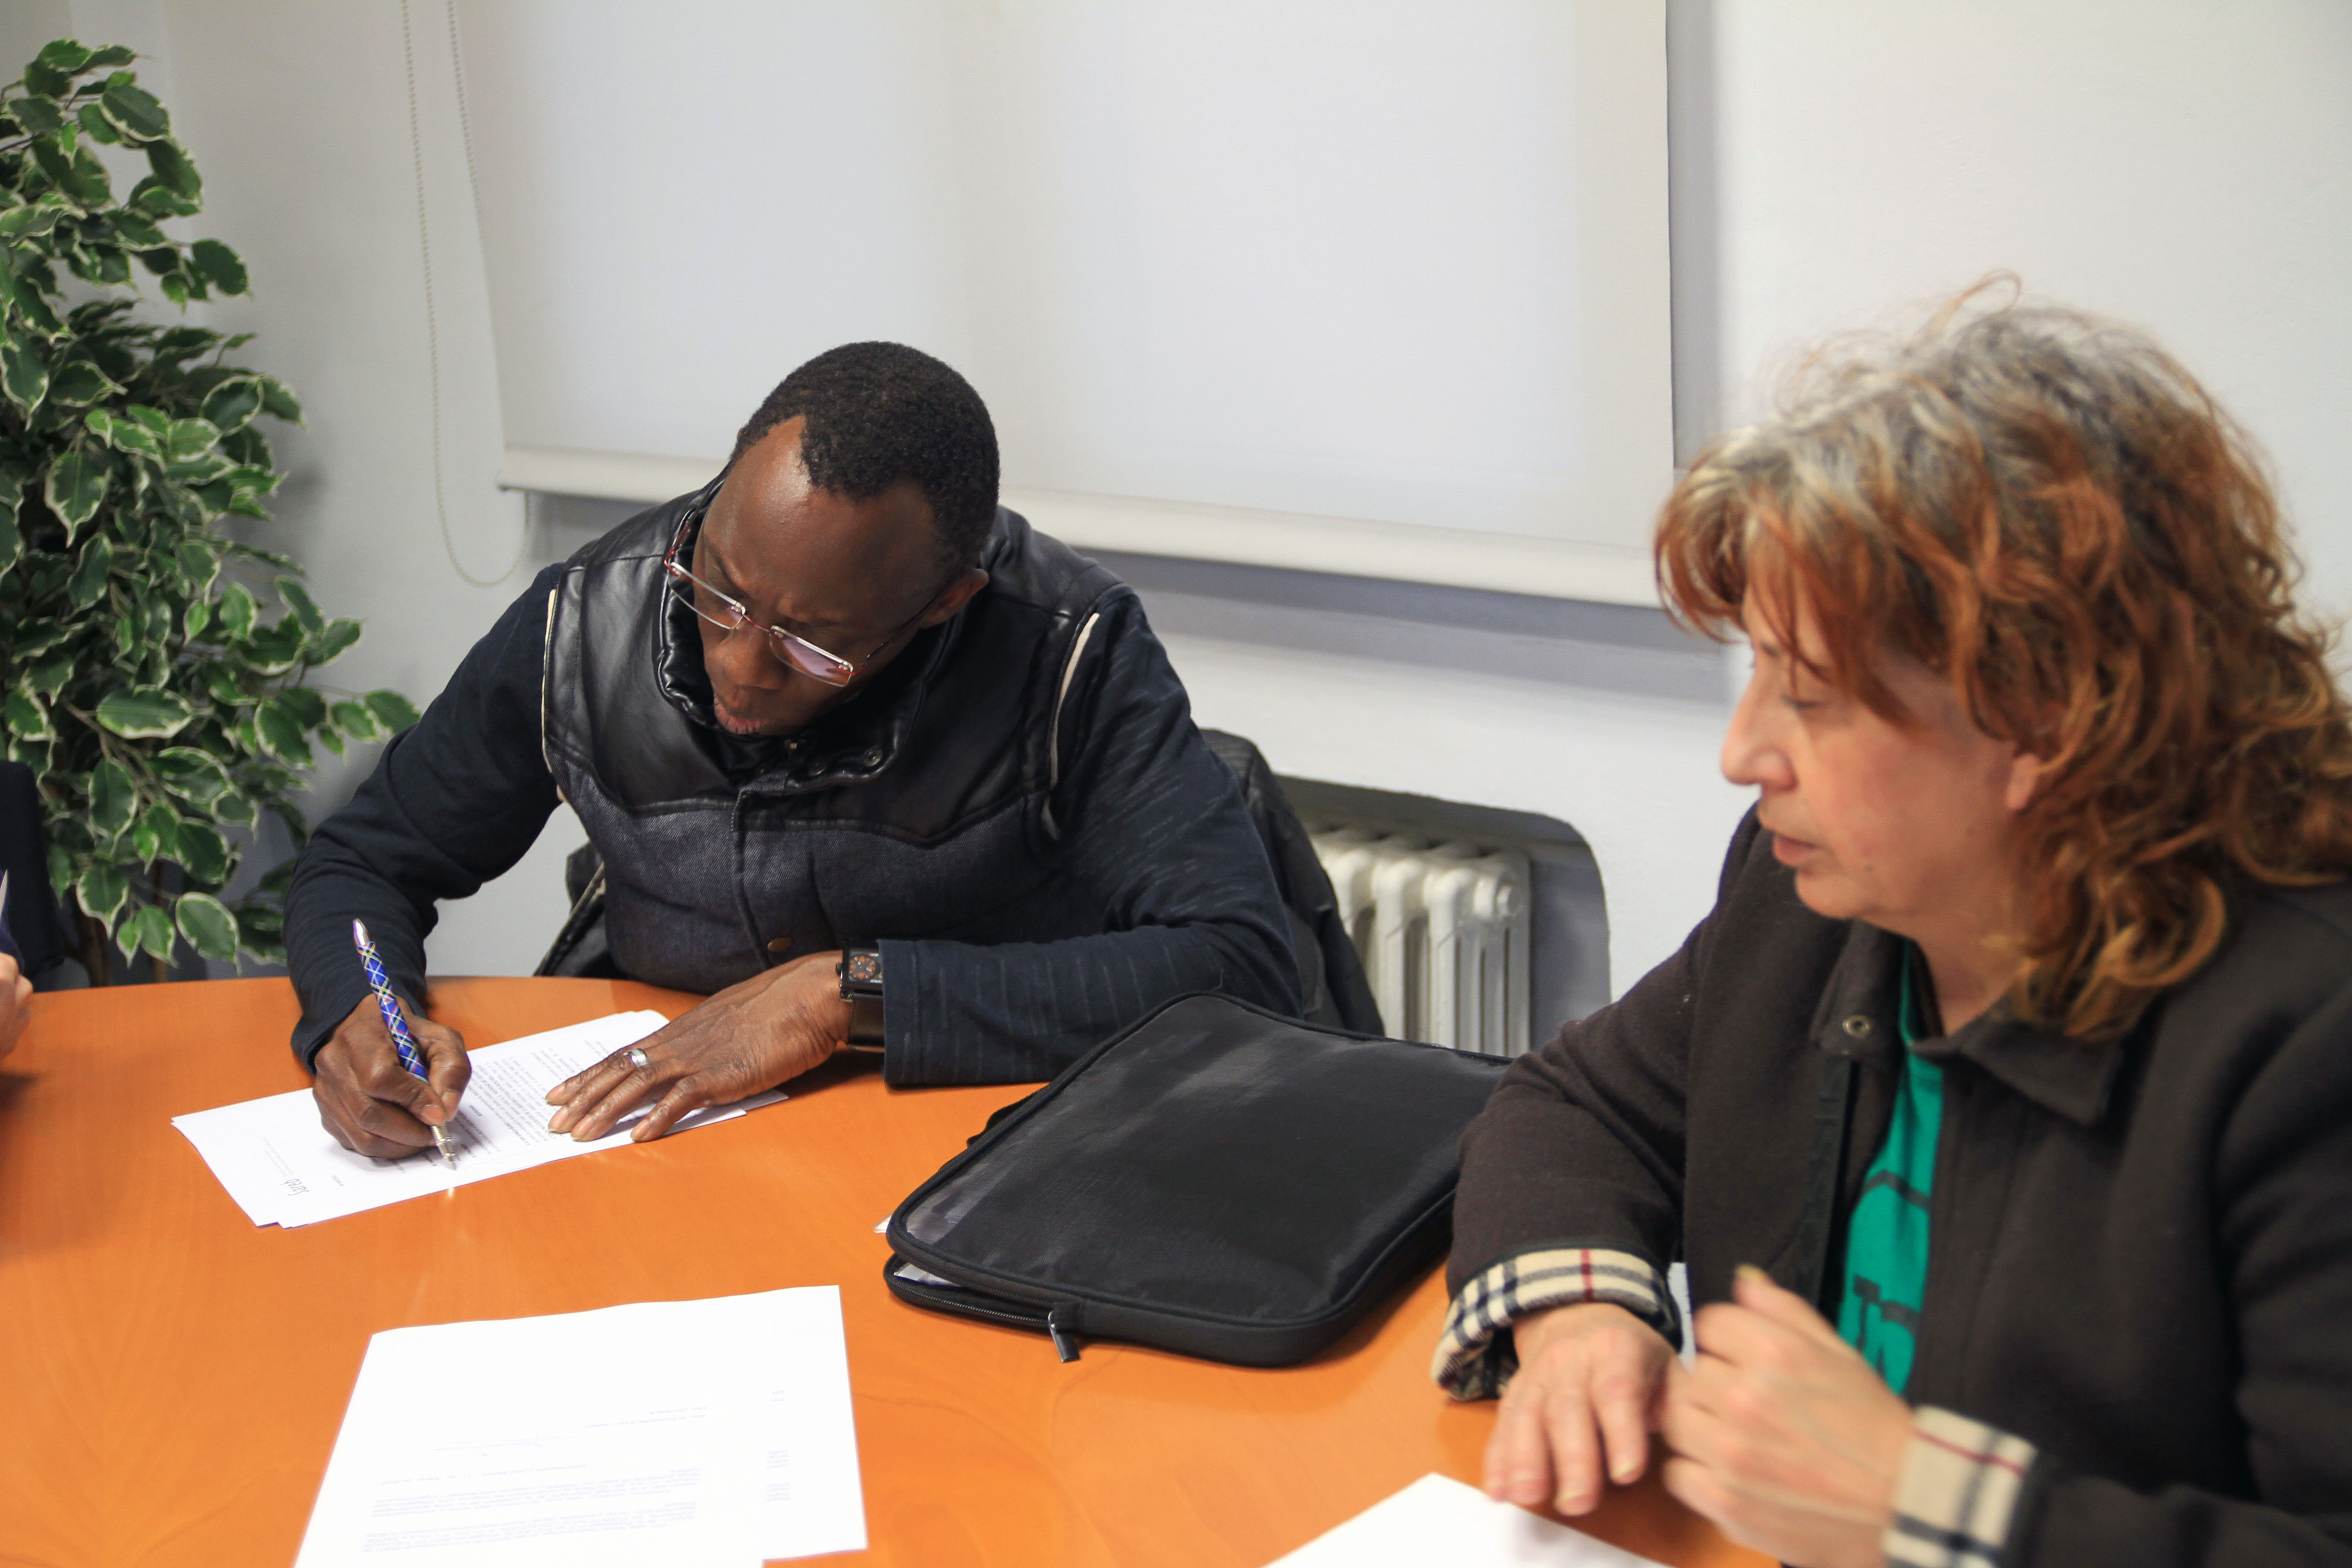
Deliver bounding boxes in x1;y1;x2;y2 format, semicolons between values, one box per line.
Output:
460;0;1671;598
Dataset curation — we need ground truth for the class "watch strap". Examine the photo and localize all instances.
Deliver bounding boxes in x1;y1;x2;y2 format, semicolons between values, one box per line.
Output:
838;946;885;1053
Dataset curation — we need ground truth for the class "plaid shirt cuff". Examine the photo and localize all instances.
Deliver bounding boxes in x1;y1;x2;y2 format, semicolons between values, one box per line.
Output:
1883;1406;2038;1568
1430;1245;1678;1400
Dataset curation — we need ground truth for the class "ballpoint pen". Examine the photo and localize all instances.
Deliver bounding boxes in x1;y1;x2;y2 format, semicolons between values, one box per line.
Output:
351;919;457;1168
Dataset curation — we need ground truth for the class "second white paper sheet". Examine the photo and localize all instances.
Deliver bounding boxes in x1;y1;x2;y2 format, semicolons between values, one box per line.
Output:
294;1285;866;1568
1268;1474;1671;1567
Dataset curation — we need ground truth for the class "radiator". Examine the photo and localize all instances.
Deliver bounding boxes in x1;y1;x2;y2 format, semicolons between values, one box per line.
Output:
1310;829;1532;1056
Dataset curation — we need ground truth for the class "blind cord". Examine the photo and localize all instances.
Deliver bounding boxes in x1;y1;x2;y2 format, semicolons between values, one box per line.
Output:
401;0;525;589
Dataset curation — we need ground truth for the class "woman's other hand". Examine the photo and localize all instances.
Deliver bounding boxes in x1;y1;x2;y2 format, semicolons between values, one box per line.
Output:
1485;1301;1676;1514
0;953;29;1060
1661;1265;1911;1568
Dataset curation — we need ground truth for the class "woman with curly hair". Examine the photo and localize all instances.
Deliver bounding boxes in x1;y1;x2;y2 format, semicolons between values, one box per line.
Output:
1436;293;2352;1567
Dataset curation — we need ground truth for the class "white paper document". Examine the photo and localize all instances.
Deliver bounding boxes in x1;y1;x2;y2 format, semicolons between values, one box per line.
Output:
1268;1474;1672;1568
173;1011;783;1227
294;1286;866;1568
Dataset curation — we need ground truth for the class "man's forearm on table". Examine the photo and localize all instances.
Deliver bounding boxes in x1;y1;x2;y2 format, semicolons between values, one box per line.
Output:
877;920;1295;1086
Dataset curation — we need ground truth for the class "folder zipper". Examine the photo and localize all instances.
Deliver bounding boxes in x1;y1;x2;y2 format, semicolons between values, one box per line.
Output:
1046;1304;1083;1362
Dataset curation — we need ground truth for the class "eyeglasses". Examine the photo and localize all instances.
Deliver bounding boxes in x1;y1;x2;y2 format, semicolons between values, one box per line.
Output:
662;509;943;688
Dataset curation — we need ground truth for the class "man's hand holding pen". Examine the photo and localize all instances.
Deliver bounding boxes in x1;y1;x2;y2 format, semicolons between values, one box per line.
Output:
312;997;471;1159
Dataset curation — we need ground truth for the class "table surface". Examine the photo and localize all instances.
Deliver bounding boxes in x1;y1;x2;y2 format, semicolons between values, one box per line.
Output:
0;977;1765;1568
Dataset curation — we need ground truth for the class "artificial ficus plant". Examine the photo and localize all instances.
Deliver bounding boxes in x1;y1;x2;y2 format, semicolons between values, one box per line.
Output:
1;39;418;983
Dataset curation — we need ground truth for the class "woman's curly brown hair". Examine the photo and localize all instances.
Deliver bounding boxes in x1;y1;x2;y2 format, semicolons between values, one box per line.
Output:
1657;289;2352;1039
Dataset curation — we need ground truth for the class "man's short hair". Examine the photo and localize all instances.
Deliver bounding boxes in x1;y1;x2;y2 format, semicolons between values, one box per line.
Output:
733;342;1000;575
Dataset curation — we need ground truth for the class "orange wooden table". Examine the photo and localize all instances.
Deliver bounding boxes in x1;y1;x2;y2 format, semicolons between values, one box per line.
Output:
0;977;1764;1568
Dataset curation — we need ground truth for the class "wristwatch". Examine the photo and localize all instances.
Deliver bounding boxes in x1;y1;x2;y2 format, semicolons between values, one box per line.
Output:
837;946;886;1054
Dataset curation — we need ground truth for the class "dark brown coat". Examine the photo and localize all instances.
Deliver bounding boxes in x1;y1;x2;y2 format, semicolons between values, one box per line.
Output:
1450;812;2352;1565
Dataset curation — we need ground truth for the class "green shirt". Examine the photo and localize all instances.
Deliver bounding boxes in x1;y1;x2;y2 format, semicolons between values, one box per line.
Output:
1836;943;1943;1396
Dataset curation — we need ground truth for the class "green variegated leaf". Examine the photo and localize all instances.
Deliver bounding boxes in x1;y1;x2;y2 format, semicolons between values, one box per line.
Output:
155;747;230;805
216;580;255;638
129;176;199;220
364;690;423;733
318;727;345;756
199;377;261;432
167;451;231;485
310;618;362;664
26;657;70;698
86;46;137;68
330;699;384;741
175;823;233;887
257;376;303;424
121;901;175;961
4;689;52;741
76;861;127;926
273;686;326;728
277;577;323;634
189;239;246;295
174;891;238;960
175;539;217;592
94;687;193;738
77;103;122;145
241;618;306;673
90;757;136;836
66;534;112;610
145;138;201;200
215;789;256;826
98;82;170;143
12;622;73;660
133;801;178;864
202;662;244;706
60;145;113;207
34;39;97;75
95;410;159;458
1;337;49;411
0;471;19;512
165;417;220;464
11;91;65;131
255;697;312;766
45;446;108;537
183;596;211;641
0;507;19;578
105;211;166;248
47;843;72;902
48;358;123;405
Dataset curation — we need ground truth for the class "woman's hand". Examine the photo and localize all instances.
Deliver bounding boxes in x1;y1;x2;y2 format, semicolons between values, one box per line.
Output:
544;951;853;1142
0;953;31;1061
1485;1301;1677;1514
1660;1266;1911;1568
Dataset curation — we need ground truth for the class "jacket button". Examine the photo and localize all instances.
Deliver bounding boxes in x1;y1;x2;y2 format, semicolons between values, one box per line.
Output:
765;937;792;954
1842;1014;1873;1039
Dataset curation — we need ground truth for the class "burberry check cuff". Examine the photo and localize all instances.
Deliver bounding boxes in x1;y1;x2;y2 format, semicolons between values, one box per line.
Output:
1431;1245;1679;1400
1883;1406;2038;1568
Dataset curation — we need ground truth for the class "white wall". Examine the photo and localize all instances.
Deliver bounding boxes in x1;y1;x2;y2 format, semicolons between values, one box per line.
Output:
1676;0;2352;617
38;1;2351;1013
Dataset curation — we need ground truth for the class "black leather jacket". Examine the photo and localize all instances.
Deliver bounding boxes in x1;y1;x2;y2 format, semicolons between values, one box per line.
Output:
284;494;1299;1083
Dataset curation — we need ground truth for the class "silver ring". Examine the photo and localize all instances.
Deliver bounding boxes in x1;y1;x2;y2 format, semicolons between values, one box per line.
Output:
623;1047;652;1072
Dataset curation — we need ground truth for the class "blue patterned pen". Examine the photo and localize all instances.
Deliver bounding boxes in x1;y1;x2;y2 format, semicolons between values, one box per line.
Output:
351;919;456;1167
